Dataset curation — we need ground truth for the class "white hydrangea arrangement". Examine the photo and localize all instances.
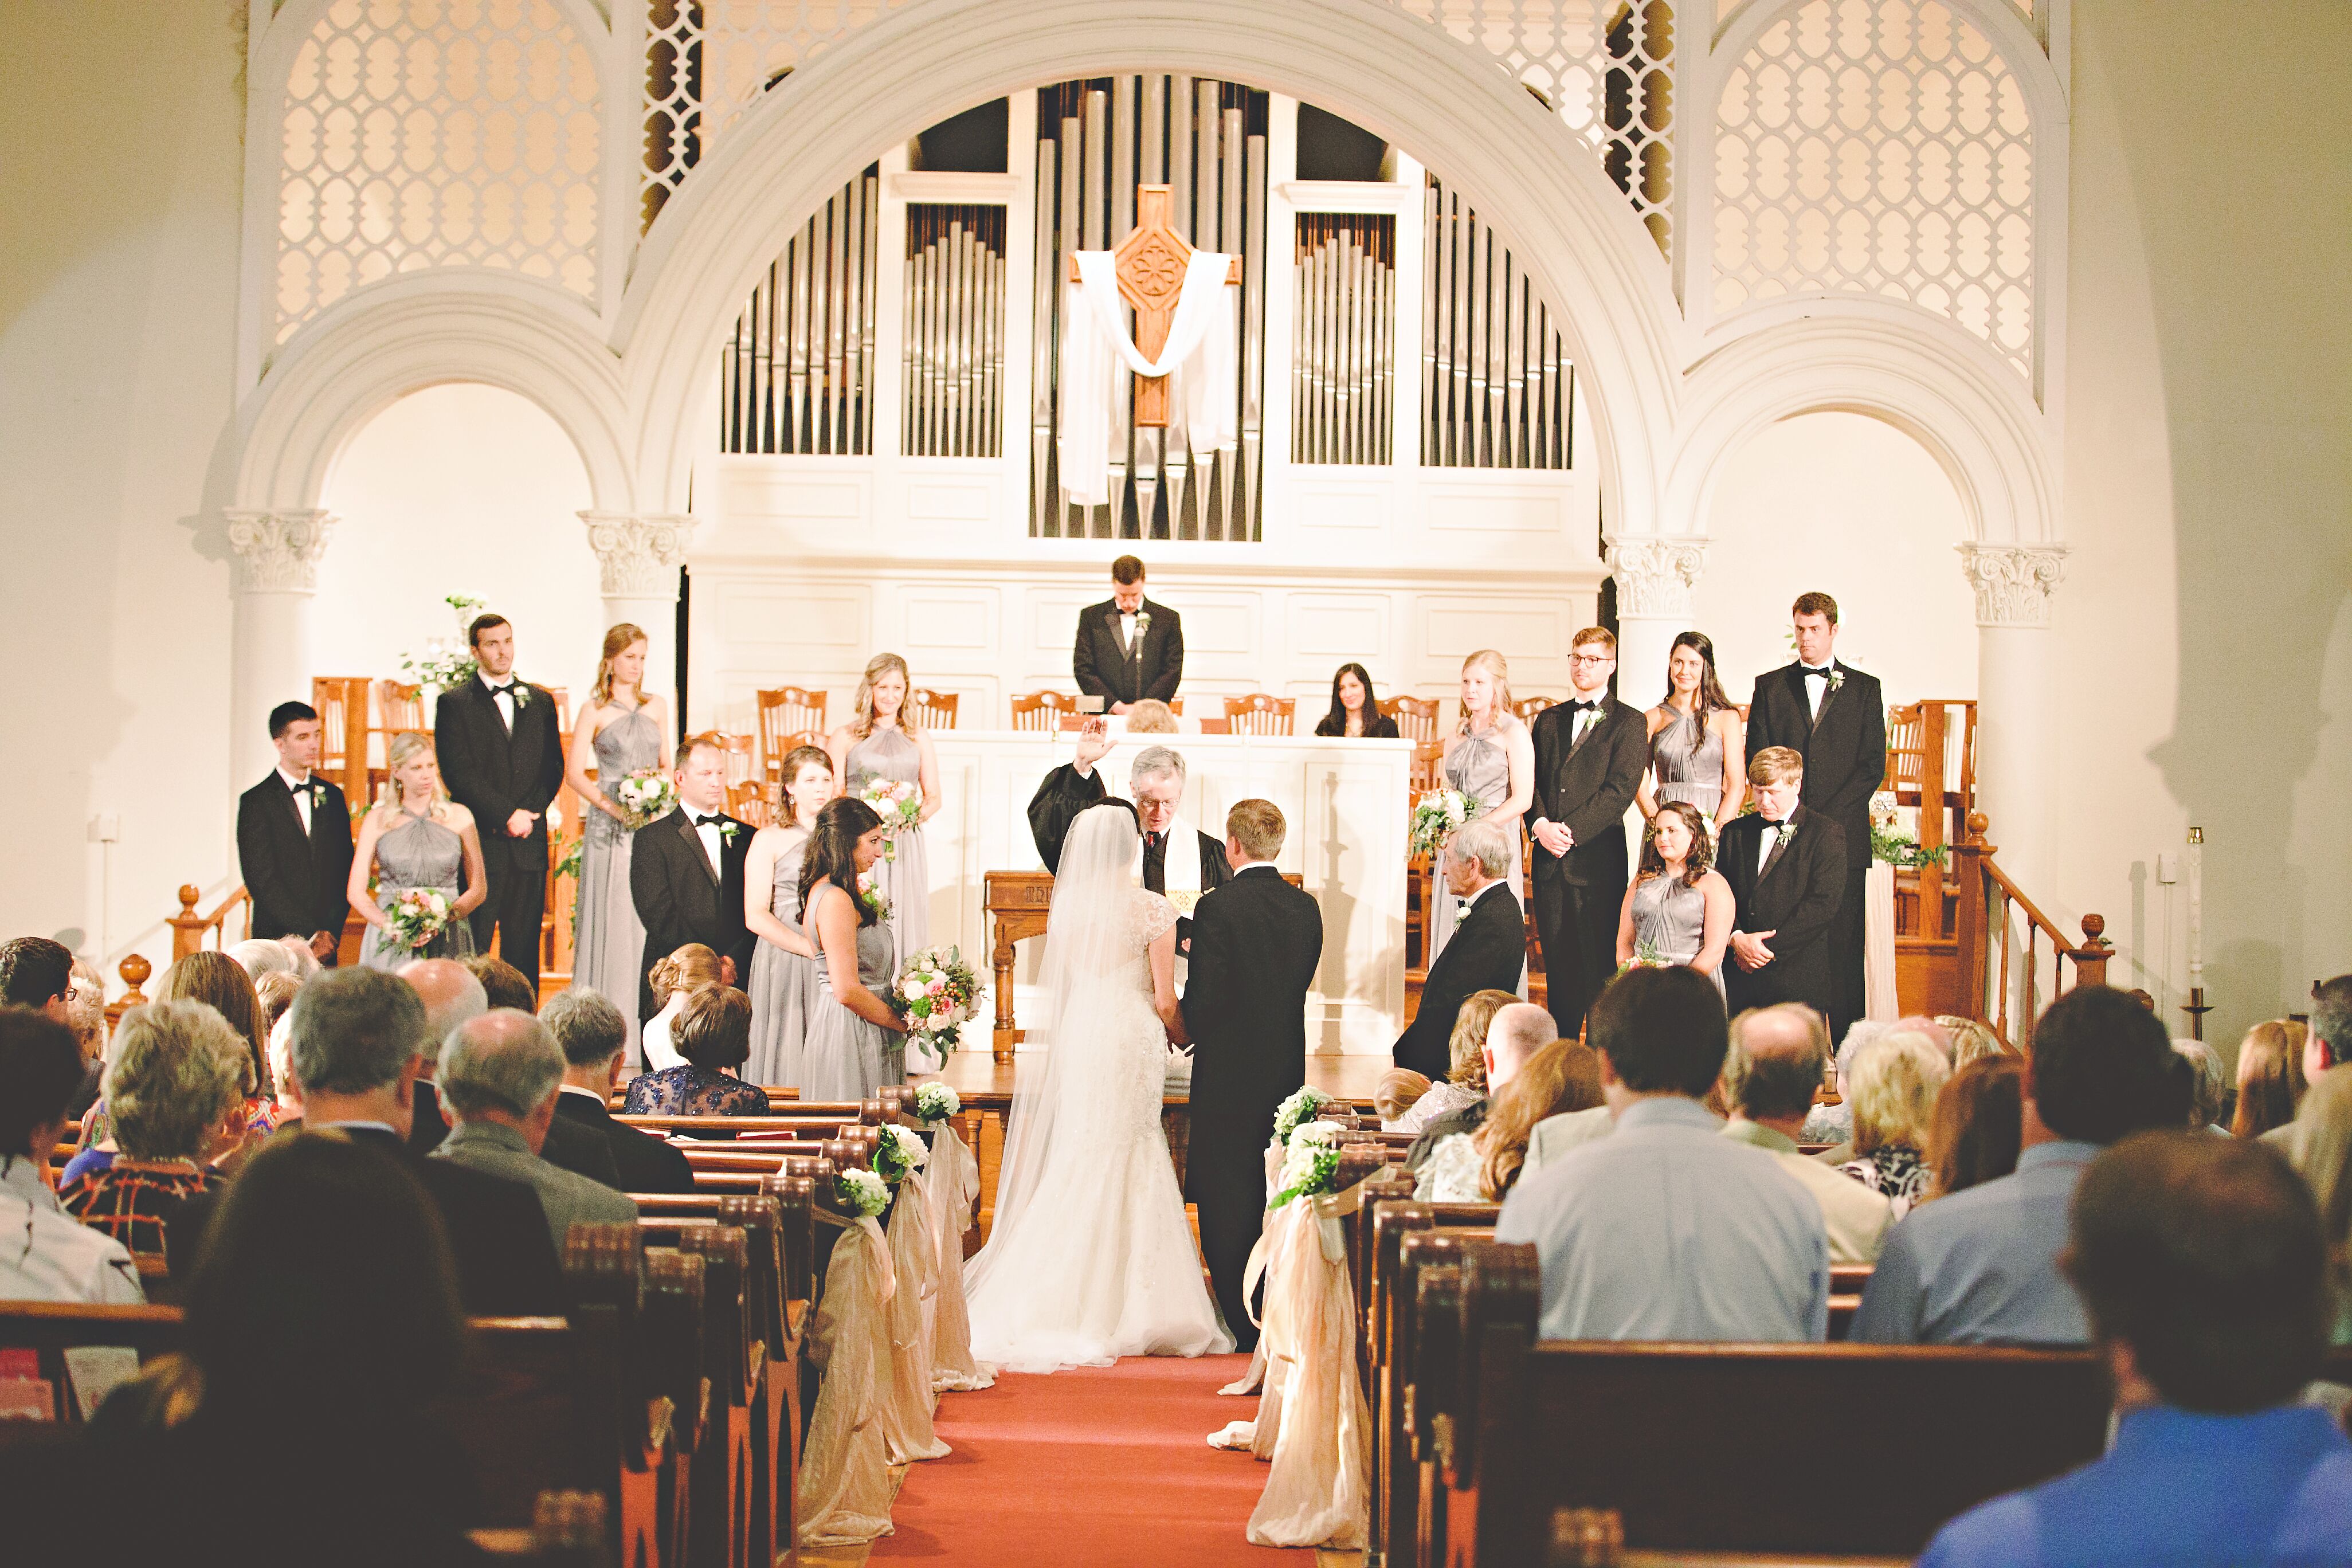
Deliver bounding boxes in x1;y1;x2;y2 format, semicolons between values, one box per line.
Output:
1271;1085;1332;1147
914;1083;961;1124
1270;1120;1345;1208
834;1167;889;1218
873;1123;928;1183
1408;788;1481;860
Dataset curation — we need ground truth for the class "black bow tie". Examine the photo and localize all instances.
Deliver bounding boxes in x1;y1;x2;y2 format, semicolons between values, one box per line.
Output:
1801;667;1832;680
1571;700;1602;714
693;813;725;828
487;681;515;695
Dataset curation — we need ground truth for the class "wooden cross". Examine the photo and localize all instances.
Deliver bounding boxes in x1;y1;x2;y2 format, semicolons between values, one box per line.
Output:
1069;184;1242;428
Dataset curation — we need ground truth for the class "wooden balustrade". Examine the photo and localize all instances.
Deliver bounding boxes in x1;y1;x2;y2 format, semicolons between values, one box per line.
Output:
1950;812;2111;1050
168;883;251;961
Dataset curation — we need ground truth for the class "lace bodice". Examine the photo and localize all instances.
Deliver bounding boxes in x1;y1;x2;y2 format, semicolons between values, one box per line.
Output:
1119;889;1181;970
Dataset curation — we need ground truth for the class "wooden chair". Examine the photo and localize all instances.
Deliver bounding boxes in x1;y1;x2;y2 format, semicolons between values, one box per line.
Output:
1010;690;1082;732
1223;693;1295;736
372;679;425;798
756;688;828;785
1409;740;1444;793
907;688;959;730
310;676;372;811
1512;693;1557;724
1165;697;1185;716
1381;694;1439;743
1195;716;1230;735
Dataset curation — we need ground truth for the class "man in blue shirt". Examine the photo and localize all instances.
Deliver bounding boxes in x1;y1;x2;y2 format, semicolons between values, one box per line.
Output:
1852;985;2179;1346
1496;965;1828;1342
1920;1131;2352;1567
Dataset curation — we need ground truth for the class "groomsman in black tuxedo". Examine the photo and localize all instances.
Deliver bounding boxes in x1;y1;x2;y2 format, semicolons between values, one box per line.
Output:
236;701;355;963
1719;748;1849;1020
1073;555;1183;712
1743;592;1885;1040
434;614;565;994
1179;799;1324;1351
629;734;755;1022
1525;628;1649;1040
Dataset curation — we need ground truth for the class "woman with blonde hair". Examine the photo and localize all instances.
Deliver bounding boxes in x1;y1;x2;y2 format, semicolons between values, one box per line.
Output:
743;744;836;1086
2232;1020;2308;1138
569;622;670;1063
826;653;941;975
1837;1030;1950;1218
2286;1068;2352;1344
1416;1038;1604;1203
350;732;484;971
1933;1013;2009;1069
1387;987;1520;1134
1428;649;1534;982
638;942;728;1074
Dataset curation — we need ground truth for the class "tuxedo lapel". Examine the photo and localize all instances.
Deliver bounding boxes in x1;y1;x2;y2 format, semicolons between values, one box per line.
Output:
1757;807;1804;885
675;813;719;889
1808;664;1842;732
274;773;309;838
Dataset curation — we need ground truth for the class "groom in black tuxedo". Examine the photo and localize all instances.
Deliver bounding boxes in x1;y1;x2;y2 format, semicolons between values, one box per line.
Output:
1179;799;1323;1353
433;613;564;994
629;734;755;1023
1525;628;1649;1040
1743;591;1884;1040
236;700;355;963
1719;748;1849;1020
1073;555;1183;712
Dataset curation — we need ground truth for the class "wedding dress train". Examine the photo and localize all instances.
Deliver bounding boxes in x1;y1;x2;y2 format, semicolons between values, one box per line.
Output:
963;805;1233;1373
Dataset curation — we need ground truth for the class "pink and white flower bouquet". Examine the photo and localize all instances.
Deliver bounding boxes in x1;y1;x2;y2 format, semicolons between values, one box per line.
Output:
385;888;455;953
859;777;923;860
890;944;982;1072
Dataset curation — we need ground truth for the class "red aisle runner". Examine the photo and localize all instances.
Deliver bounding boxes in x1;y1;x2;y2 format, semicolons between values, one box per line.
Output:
869;1353;1316;1566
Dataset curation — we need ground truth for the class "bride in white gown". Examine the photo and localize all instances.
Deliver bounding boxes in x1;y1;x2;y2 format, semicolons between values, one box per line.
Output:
965;803;1234;1373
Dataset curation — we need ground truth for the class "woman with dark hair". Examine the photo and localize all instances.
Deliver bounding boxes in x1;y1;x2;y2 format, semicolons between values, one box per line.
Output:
1313;663;1400;738
1922;1054;2024;1202
68;1135;484;1565
622;985;770;1116
1617;800;1732;997
744;743;836;1087
797;797;907;1100
1637;631;1745;828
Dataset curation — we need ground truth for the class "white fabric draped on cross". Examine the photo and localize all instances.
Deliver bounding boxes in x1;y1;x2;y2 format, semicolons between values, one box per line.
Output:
1057;249;1240;507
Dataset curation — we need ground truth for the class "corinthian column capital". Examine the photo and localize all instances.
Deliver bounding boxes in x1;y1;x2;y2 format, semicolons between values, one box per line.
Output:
581;512;697;598
1604;535;1709;618
224;509;335;593
1958;542;2068;628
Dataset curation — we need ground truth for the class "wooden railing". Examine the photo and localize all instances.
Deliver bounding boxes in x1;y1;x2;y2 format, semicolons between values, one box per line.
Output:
168;883;252;961
1950;812;2110;1050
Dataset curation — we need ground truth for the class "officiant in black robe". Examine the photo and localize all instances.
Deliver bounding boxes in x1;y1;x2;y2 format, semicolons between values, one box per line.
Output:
1026;724;1229;912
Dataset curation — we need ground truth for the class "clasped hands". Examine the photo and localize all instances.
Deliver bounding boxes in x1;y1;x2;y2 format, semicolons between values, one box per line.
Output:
1532;818;1575;857
505;809;539;839
1730;930;1777;971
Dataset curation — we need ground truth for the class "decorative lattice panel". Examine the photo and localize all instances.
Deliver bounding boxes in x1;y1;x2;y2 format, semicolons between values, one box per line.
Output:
1389;0;1675;259
1713;0;2035;375
642;1;916;232
274;0;601;345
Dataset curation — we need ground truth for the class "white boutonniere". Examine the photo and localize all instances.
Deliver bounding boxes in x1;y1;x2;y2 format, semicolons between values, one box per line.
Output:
1453;901;1472;927
1824;668;1844;696
718;820;740;845
1776;819;1798;844
510;682;532;709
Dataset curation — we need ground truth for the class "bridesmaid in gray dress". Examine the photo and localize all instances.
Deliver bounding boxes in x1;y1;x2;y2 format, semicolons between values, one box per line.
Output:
567;625;670;1061
1429;650;1535;985
743;744;835;1087
1618;801;1733;999
828;653;939;978
797;797;909;1100
348;732;485;971
1638;632;1745;830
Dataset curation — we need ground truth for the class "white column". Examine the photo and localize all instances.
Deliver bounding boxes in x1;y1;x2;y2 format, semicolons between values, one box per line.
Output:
582;512;696;720
226;509;335;786
1604;535;1709;707
1960;542;2067;890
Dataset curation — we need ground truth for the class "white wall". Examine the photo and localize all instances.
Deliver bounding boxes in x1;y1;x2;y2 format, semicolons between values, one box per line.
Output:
1693;411;1979;712
314;383;605;740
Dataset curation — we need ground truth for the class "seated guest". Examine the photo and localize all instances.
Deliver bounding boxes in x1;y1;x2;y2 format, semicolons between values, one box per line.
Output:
1409;1000;1552;1171
60;1001;248;1259
1837;1030;1949;1217
431;1009;636;1251
61;958;107;1121
1797;1017;1884;1154
1923;1055;2025;1201
168;965;565;1316
543;987;695;1195
1313;663;1401;738
0;936;75;1021
1374;1068;1432;1127
1937;1013;2010;1069
1852;985;2178;1346
2284;1068;2352;1345
1386;986;1516;1135
1420;1039;1602;1202
59;1136;489;1567
2171;1038;2231;1134
396;954;487;1154
640;941;727;1073
2309;974;2352;1086
1124;698;1180;734
2232;1018;2308;1139
264;1006;303;1128
252;969;300;1035
153;950;279;1143
1497;967;1828;1342
1392;819;1528;1080
0;1008;142;1303
624;985;771;1116
1721;1004;1893;1264
225;937;299;981
1917;1133;2352;1567
463;952;539;1013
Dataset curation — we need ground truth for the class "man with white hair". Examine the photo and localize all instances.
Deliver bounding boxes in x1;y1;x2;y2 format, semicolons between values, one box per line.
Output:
1406;999;1554;1171
1027;724;1230;912
1393;819;1530;1080
399;958;619;1186
432;1009;636;1251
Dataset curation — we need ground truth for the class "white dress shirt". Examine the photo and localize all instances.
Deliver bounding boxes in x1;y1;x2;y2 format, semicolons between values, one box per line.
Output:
1568;696;1602;744
1757;817;1795;874
0;1155;144;1306
1118;609;1139;655
1801;663;1834;718
689;812;724;880
278;766;314;834
481;672;516;731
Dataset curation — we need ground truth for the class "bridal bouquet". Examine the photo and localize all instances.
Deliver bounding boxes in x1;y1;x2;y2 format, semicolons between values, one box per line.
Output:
1270;1120;1344;1208
385;888;454;953
1409;788;1481;860
613;767;677;830
873;1123;928;1184
891;946;982;1068
859;778;923;861
1271;1085;1333;1146
833;1166;889;1218
913;1083;961;1124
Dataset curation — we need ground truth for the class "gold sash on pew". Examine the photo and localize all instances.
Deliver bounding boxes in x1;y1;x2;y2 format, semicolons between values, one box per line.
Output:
795;1208;896;1548
921;1121;997;1394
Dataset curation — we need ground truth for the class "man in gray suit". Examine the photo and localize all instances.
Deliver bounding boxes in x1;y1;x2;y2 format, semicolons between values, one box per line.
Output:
430;1009;636;1252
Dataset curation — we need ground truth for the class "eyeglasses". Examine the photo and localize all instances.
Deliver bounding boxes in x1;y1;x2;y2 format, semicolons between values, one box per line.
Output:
1569;653;1615;667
